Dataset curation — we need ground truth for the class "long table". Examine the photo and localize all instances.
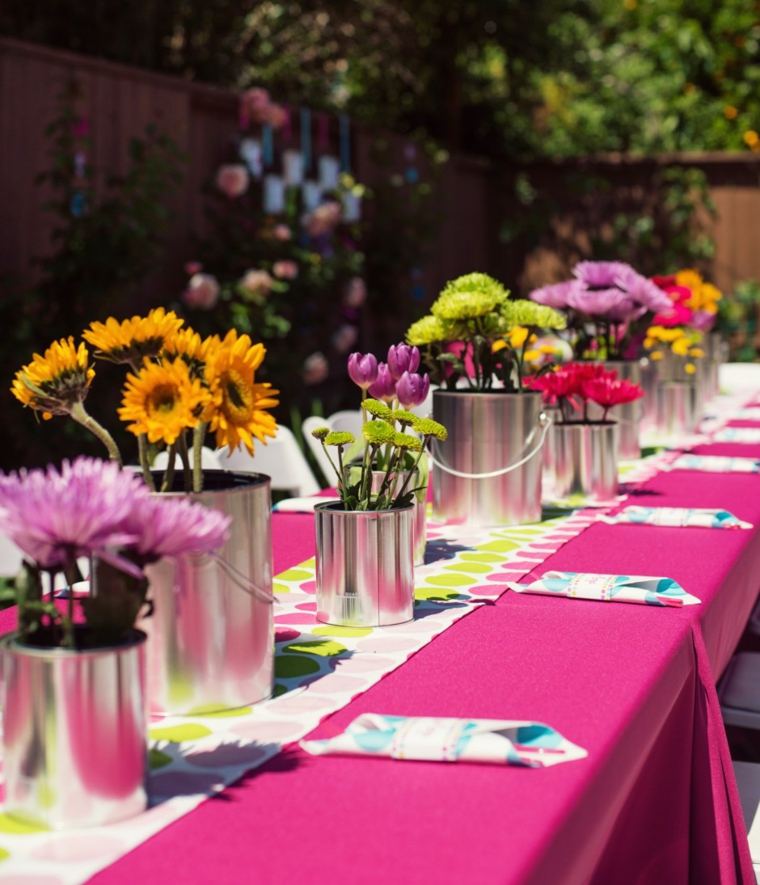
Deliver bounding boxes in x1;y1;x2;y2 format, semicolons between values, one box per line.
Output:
78;401;760;884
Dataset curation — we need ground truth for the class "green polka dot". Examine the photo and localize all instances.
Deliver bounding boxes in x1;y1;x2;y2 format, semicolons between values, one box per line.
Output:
149;748;173;770
0;813;49;834
426;573;474;587
415;586;463;601
274;654;321;678
0;847;9;861
148;723;212;743
312;625;372;638
300;557;316;568
275;568;314;582
273;582;290;595
477;540;520;553
185;704;252;717
284;640;347;657
445;562;492;574
460;552;503;564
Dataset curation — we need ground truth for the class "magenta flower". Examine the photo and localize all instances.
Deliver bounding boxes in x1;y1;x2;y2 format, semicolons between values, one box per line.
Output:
347;352;379;390
0;458;148;570
396;371;430;408
573;261;633;289
529;280;580;309
387;344;421;380
368;363;397;402
122;496;230;564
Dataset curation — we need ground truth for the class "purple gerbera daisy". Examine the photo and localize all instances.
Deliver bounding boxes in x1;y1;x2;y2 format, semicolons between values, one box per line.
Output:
573;260;633;289
529;280;581;309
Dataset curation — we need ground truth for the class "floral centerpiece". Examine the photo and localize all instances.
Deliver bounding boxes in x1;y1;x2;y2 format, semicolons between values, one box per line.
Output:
530;261;672;360
528;364;643;503
642;326;705;378
0;456;229;829
12;308;278;492
310;402;446;627
11;308;281;716
652;269;722;333
407;272;566;390
404;272;565;527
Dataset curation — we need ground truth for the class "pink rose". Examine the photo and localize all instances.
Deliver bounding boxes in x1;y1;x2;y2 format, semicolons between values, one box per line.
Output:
240;269;274;297
265;104;288;129
184;261;203;276
183;273;220;310
303;352;329;385
306;201;342;237
331;325;358;354
239;88;273;128
273;224;292;242
343;277;367;308
216;164;249;198
273;260;298;280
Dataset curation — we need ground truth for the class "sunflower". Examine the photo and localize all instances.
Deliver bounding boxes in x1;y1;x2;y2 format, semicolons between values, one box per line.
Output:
204;330;278;453
12;337;95;418
84;308;184;366
162;327;219;379
119;358;210;445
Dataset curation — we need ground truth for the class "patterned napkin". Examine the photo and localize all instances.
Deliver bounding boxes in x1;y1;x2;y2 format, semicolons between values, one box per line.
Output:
598;506;752;530
507;570;700;606
300;713;587;767
669;454;760;474
714;427;760;444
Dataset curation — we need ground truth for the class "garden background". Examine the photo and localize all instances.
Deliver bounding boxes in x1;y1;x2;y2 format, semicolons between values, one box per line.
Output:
2;0;760;469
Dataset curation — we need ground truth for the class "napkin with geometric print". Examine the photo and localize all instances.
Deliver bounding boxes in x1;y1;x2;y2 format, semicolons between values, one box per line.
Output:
598;506;752;530
507;570;700;606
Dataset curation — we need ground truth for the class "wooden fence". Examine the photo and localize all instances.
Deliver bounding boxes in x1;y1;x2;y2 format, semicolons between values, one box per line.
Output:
2;36;760;310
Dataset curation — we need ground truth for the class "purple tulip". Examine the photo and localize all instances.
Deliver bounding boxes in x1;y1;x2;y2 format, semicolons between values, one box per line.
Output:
387;343;421;380
368;363;397;402
347;352;378;390
396;371;430;408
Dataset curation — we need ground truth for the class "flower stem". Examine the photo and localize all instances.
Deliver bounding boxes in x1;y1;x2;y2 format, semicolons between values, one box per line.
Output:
177;433;192;492
193;423;207;493
161;443;177;493
69;401;122;465
137;435;156;491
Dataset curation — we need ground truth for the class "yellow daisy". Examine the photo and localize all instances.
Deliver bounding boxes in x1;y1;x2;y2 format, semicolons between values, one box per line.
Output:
12;337;94;419
84;308;184;366
119;358;209;445
204;330;279;453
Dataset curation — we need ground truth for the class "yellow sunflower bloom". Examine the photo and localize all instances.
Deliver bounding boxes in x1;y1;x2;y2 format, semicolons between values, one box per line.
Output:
119;358;209;445
84;307;184;366
12;337;94;419
204;330;279;453
162;327;221;380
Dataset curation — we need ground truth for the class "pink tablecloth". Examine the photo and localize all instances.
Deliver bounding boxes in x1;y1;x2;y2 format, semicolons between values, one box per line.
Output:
87;429;760;884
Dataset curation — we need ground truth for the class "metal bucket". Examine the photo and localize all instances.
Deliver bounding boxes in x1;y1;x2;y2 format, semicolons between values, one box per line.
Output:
315;501;415;627
654;381;699;438
587;360;642;460
639;357;658;433
141;471;273;716
370;470;426;566
1;630;147;829
545;422;619;503
429;390;547;526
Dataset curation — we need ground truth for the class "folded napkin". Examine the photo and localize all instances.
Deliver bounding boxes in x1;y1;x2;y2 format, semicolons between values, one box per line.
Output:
274;495;337;513
507;570;700;606
669;454;760;474
598;506;752;530
300;713;587;767
714;427;760;444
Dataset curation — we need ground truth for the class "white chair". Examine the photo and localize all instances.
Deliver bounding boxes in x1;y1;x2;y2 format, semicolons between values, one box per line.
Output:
217;425;320;497
328;409;363;436
719;653;760;729
732;761;760;881
301;415;338;482
152;447;223;471
0;534;23;577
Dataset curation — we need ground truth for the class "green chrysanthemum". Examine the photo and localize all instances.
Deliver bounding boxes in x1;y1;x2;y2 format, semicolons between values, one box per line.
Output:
311;426;330;440
431;273;509;322
503;299;566;331
406;315;448;346
393;432;423;452
362;419;395;446
410;416;448;441
324;431;355;447
392;408;418;427
361;399;393;421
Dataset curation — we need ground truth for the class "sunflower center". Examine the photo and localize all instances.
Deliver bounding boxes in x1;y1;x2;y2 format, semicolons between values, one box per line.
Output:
221;370;253;421
148;383;179;415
